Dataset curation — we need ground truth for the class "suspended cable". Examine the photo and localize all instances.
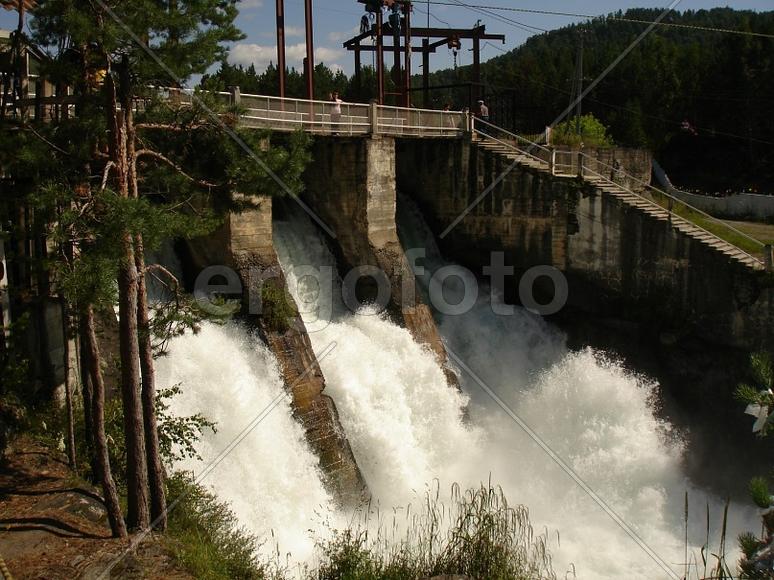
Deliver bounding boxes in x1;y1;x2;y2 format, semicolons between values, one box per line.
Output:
444;0;547;34
425;1;774;39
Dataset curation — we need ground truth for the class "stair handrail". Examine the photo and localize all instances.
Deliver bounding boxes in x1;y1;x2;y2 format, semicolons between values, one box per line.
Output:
472;117;552;153
574;150;766;255
572;151;765;266
472;122;552;169
471;117;766;266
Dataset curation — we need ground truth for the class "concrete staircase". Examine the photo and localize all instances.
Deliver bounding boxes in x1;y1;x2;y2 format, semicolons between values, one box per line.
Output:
475;138;764;271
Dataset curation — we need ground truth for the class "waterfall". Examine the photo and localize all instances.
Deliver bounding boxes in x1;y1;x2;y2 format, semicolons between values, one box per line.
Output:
154;199;758;577
273;210;480;509
153;285;340;563
270;200;757;578
396;195;759;578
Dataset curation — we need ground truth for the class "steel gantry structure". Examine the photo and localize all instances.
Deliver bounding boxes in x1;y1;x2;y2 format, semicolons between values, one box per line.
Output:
345;1;505;108
273;0;505;108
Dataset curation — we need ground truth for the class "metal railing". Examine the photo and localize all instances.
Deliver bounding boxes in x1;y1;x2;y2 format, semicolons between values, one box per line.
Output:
240;93;371;136
160;89;467;138
9;86;469;139
472;123;769;268
472;117;556;172
574;151;767;265
378;104;466;138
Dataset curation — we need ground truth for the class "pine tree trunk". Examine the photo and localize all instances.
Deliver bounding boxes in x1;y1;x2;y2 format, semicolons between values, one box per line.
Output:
117;240;150;530
80;306;127;538
62;302;77;469
134;236;167;529
78;328;97;479
126;98;167;529
106;63;150;531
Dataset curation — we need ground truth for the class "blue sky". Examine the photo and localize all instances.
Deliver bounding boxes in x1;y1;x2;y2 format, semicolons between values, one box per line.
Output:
2;1;772;77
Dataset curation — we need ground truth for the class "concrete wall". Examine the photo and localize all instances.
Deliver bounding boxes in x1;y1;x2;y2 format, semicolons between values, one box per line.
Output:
185;196;366;504
396;138;774;352
554;146;653;193
303;137;457;383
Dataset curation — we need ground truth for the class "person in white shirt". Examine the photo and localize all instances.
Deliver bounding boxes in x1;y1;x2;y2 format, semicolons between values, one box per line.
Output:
330;92;343;134
477;99;489;122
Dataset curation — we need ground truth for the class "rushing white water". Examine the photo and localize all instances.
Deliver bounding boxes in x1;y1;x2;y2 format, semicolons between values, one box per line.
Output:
155;322;339;563
270;201;759;579
273;211;480;509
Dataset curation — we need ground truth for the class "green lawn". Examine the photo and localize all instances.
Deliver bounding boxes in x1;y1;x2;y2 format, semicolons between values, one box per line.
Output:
647;190;767;258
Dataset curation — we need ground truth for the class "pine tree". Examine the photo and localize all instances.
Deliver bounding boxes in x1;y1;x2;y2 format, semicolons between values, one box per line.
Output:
31;0;243;531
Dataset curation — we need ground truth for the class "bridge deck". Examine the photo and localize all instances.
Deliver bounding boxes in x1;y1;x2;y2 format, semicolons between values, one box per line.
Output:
9;87;771;269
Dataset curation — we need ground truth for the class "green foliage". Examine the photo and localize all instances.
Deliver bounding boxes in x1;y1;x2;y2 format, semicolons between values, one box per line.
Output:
201;61;357;102
260;283;296;333
32;0;243;87
315;484;555;580
425;7;774;191
735;352;774;437
0;314;35;457
552;114;614;148
749;477;771;510
33;383;216;489
0;391;26;459
156;385;217;464
737;352;774;575
739;532;761;560
164;472;266;580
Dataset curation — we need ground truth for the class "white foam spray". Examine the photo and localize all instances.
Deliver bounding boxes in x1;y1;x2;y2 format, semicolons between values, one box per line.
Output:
154;197;758;578
269;200;758;579
155;322;339;563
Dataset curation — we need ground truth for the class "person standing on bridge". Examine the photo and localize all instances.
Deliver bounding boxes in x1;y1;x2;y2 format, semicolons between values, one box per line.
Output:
477;99;490;123
330;91;343;135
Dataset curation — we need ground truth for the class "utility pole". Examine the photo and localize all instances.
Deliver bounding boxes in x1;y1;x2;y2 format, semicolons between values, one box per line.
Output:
276;0;286;98
574;30;584;137
376;6;384;104
403;1;411;107
304;0;314;100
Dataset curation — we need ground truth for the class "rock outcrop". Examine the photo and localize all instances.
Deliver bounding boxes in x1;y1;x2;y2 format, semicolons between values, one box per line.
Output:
184;195;366;505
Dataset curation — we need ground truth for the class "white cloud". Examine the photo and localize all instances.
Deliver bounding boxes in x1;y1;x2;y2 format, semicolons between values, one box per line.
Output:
285;26;305;38
239;0;263;9
258;26;304;40
328;26;360;44
229;42;344;72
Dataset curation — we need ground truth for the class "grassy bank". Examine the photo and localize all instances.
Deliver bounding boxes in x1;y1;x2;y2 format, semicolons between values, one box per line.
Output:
163;476;556;580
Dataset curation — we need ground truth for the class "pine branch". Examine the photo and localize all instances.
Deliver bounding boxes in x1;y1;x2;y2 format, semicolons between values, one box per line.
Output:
99;161;115;192
24;126;70;156
135;123;203;131
134;149;220;189
144;264;180;291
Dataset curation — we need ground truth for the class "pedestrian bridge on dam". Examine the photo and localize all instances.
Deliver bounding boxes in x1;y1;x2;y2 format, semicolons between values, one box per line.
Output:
19;87;773;271
202;89;772;272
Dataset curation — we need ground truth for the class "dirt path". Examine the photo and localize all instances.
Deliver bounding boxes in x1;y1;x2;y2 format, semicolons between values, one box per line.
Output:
0;438;191;580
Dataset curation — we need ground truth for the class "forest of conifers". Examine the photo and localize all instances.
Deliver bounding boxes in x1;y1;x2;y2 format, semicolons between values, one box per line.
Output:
203;8;774;193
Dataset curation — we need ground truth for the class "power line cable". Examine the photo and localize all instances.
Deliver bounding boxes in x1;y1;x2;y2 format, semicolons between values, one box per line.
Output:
444;0;547;34
415;1;773;144
424;1;774;39
413;2;453;28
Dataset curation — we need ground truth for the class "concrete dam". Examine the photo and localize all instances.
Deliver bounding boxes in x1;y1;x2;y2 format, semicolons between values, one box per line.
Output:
155;127;771;577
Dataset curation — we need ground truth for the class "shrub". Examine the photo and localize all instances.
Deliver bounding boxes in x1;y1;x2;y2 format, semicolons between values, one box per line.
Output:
314;483;555;580
260;283;296;333
552;114;614;148
165;472;267;580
